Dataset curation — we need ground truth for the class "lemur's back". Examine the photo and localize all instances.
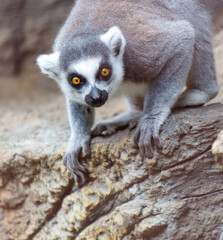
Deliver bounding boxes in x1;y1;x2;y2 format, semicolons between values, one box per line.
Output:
54;0;222;52
53;0;222;83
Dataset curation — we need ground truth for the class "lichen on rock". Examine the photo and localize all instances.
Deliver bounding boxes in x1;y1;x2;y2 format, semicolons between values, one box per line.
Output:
1;103;223;240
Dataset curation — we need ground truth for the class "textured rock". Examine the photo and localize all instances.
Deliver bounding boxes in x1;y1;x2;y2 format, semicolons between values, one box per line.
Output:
1;104;223;240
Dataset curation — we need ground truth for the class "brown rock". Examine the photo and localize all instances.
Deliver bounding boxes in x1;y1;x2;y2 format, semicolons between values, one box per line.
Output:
1;103;223;240
0;0;74;76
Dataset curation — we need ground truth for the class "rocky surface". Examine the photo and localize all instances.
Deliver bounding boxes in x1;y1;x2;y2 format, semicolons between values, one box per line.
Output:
1;102;223;240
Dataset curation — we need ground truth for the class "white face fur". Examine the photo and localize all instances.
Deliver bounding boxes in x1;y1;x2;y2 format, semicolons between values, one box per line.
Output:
36;26;126;107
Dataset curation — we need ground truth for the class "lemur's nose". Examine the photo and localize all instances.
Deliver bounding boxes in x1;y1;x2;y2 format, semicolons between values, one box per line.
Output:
85;87;108;107
90;88;102;104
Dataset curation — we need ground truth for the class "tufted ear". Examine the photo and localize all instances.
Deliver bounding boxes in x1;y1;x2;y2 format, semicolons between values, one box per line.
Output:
100;26;126;57
36;52;60;80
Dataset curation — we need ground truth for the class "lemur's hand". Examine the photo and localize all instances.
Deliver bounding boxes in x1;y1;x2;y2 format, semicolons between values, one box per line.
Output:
63;136;90;185
133;114;161;158
91;121;118;137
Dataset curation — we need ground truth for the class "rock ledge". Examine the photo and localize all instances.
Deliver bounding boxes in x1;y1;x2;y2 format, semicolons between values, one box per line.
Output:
0;104;223;240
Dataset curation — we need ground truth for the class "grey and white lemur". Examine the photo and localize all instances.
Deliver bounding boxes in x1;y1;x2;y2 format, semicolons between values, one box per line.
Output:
37;0;222;184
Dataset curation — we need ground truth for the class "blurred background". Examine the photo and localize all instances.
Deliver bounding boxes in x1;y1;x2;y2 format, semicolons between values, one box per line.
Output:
0;0;223;140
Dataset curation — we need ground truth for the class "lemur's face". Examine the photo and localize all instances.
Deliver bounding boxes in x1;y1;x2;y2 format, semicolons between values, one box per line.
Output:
37;26;126;107
62;57;112;107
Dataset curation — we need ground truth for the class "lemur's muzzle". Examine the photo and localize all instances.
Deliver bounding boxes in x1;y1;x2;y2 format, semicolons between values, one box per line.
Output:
85;87;108;107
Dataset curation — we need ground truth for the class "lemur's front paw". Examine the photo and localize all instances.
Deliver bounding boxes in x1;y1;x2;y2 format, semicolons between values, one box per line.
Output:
63;137;90;185
133;115;160;158
91;122;117;137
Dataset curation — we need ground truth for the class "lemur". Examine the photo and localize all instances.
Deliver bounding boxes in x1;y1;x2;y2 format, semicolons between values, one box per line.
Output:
37;0;222;184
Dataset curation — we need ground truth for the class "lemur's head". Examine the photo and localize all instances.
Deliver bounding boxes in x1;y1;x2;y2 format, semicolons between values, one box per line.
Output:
37;26;126;107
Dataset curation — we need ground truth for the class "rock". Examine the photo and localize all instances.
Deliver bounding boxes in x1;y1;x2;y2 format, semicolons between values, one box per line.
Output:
0;0;74;76
1;103;223;240
212;130;223;169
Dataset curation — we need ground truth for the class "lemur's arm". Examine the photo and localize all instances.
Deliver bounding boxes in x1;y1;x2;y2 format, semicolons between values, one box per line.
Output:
63;99;94;184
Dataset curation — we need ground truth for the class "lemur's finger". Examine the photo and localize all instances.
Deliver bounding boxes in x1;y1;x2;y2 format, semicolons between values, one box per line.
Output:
73;157;87;174
91;124;106;137
144;129;154;158
66;157;87;186
74;171;86;186
144;140;154;159
82;141;91;157
133;129;140;145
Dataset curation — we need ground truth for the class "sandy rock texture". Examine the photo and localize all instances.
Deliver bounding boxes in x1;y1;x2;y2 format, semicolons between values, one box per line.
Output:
1;102;223;240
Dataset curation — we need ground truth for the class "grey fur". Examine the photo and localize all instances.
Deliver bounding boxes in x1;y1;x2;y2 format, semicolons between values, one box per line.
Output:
37;0;222;184
59;31;110;71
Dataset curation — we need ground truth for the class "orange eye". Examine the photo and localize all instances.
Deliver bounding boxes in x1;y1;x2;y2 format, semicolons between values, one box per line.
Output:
72;77;81;85
101;68;110;77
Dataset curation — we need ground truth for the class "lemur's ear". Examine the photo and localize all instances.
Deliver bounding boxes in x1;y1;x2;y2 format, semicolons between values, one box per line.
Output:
100;26;126;57
36;52;60;79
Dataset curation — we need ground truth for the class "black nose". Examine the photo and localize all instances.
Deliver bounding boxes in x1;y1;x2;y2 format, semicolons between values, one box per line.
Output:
90;90;102;105
85;87;108;107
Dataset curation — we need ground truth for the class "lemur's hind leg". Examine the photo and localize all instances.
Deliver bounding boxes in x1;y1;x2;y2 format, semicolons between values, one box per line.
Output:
174;29;218;108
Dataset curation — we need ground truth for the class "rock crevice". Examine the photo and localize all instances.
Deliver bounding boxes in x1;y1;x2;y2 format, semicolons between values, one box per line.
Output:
0;104;223;239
